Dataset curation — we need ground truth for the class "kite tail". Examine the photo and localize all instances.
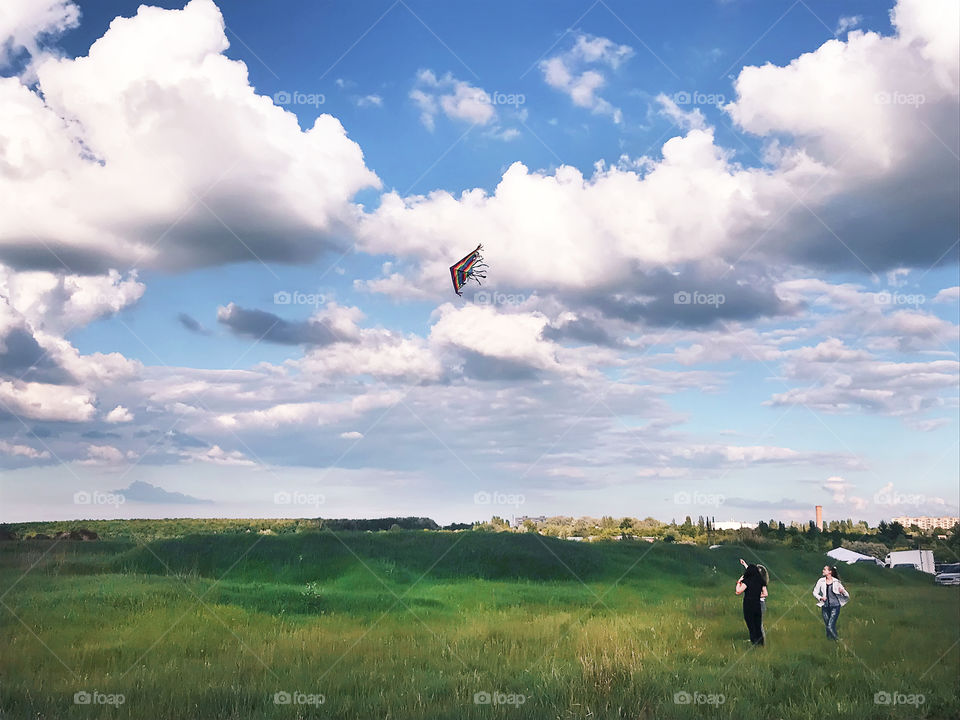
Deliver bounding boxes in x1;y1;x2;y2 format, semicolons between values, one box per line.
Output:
467;245;487;286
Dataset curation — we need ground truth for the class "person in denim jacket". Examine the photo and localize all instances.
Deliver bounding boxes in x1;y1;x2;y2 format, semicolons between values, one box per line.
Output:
813;565;850;640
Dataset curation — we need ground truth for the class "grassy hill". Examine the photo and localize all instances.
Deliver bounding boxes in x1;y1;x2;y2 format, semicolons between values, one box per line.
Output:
1;527;957;719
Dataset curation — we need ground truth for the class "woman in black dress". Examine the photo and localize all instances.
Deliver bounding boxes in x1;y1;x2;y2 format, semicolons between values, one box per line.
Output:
735;558;767;645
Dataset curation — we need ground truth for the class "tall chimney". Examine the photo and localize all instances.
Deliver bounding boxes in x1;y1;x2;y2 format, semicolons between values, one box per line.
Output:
815;505;823;530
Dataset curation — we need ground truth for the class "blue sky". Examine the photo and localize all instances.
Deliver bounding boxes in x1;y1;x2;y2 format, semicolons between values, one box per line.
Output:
0;0;957;525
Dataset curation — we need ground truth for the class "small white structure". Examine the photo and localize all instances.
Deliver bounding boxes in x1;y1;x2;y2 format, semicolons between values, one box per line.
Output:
826;547;882;565
885;549;936;574
713;521;758;530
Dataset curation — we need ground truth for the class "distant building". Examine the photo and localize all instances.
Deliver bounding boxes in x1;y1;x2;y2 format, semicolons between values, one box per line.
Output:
713;521;758;531
891;516;959;532
511;515;547;528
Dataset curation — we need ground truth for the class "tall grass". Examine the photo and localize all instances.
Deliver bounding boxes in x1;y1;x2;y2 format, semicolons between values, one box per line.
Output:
1;530;956;719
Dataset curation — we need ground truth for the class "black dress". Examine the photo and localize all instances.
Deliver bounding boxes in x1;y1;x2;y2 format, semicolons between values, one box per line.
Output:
741;567;765;645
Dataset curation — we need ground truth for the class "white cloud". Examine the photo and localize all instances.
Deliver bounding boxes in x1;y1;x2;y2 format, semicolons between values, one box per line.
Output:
361;2;958;303
410;69;495;130
726;0;957;172
0;439;49;459
105;405;133;423
181;444;256;467
823;475;854;502
657;93;706;130
79;444;126;465
340;431;364;440
298;328;443;382
429;303;566;374
215;389;406;431
540;33;633;122
769;340;959;417
0;265;144;333
933;286;960;303
358;131;786;296
0;0;380;273
355;94;382;108
0;0;79;64
0;379;95;421
835;15;862;35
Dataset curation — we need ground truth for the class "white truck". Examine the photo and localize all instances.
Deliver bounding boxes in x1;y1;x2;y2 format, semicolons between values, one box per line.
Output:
884;549;936;574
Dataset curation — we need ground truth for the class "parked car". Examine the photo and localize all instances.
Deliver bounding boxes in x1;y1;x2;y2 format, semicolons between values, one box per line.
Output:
935;563;960;586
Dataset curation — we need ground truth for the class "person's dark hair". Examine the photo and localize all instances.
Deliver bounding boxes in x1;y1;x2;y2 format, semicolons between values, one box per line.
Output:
757;564;769;586
743;563;760;581
830;565;840;580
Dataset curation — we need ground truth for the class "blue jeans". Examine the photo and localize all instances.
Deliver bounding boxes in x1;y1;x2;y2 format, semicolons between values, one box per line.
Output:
821;604;840;640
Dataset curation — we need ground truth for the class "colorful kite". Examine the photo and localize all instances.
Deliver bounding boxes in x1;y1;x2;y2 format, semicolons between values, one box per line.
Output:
449;244;487;296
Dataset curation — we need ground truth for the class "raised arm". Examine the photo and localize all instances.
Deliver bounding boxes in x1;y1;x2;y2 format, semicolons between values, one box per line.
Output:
735;576;746;595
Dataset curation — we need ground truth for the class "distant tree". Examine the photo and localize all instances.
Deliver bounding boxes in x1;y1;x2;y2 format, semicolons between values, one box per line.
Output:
879;521;906;542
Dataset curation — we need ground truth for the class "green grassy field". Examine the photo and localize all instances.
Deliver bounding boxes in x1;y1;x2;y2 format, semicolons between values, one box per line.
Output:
0;529;957;719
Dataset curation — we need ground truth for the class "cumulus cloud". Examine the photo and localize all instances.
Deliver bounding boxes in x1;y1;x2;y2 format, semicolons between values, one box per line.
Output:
0;302;71;384
297;327;443;382
0;265;144;334
540;33;633;122
0;439;49;459
0;0;379;274
0;0;79;64
934;286;960;303
724;0;958;269
0;379;95;422
79;444;127;465
430;304;562;374
769;339;958;417
105;405;133;423
180;444;257;467
834;15;862;36
360;2;958;315
410;69;495;130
